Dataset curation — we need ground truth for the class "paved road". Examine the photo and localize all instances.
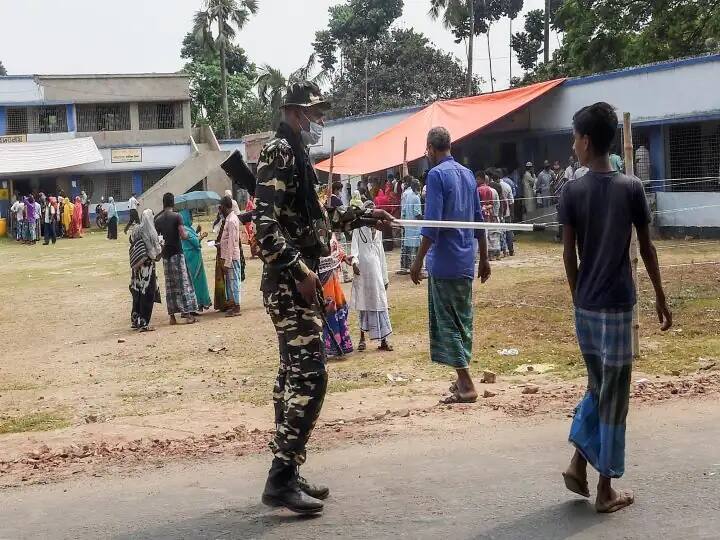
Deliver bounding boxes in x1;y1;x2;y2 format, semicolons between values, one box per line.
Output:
1;400;719;540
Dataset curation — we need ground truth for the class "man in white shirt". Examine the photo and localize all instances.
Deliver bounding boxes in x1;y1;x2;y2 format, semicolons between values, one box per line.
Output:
10;196;25;242
124;193;140;234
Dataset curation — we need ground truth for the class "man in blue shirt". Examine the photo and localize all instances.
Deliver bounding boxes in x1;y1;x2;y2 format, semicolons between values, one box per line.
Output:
410;127;491;403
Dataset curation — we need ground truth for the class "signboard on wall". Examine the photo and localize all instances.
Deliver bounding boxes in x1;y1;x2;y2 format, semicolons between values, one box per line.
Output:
0;134;27;144
111;148;143;163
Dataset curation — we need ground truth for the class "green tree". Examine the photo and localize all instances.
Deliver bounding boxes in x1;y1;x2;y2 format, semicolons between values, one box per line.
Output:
328;28;476;118
0;61;6;76
192;0;259;139
511;8;544;72
256;56;328;128
314;0;404;112
430;0;523;93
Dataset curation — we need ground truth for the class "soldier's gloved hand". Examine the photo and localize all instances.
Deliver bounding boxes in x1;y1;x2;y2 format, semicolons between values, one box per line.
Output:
297;270;322;307
367;209;394;229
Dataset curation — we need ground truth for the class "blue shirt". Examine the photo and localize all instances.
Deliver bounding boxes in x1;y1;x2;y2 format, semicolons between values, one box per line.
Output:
401;187;422;248
421;156;484;279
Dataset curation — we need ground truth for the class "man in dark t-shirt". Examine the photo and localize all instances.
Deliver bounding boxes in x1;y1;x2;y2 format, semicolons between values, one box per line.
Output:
558;102;672;514
154;192;198;325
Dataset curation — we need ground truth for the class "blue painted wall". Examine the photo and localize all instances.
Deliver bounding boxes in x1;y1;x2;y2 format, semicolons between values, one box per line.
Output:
66;104;76;132
132;172;143;195
0;106;6;135
648;125;666;192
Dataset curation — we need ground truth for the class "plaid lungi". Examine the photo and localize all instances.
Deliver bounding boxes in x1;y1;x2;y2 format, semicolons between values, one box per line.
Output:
224;259;242;307
428;277;474;368
400;244;419;271
569;307;633;478
162;254;198;315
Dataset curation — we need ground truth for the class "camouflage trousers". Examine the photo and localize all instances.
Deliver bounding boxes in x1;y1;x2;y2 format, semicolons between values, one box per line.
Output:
263;269;328;467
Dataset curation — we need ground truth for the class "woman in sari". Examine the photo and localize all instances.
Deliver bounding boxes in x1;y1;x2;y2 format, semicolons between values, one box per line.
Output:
61;197;73;239
213;200;251;311
374;184;394;252
180;209;212;312
129;209;162;331
319;234;354;357
244;196;259;258
70;195;84;238
107;197;118;239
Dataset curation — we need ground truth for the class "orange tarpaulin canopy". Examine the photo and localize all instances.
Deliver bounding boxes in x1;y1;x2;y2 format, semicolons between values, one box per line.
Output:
316;78;565;176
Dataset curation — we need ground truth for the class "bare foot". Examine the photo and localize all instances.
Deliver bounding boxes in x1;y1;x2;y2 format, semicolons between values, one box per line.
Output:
595;487;634;513
169;316;177;326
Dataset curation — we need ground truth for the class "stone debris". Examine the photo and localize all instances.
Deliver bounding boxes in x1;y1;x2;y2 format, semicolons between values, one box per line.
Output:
480;371;497;384
521;385;540;395
482;390;497;398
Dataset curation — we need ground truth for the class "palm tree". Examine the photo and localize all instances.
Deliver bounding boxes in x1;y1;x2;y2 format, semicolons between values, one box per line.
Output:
256;55;329;128
429;0;476;95
193;0;258;139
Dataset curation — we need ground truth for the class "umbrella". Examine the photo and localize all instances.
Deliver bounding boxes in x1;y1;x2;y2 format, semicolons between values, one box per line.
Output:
173;191;221;211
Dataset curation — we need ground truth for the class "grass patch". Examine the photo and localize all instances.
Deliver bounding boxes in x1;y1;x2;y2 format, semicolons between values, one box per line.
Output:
0;412;71;434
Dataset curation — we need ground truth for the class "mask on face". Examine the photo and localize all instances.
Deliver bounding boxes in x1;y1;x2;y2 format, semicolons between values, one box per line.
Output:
301;113;323;146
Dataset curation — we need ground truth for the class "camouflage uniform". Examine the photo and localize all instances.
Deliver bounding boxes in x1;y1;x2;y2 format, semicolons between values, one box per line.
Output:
255;122;367;467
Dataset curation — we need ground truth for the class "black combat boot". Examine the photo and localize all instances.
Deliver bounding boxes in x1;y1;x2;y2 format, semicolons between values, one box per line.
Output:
262;459;324;515
297;467;330;500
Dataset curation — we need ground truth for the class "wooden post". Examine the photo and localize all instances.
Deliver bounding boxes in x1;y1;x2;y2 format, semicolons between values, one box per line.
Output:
623;112;641;358
402;137;408;178
327;136;335;198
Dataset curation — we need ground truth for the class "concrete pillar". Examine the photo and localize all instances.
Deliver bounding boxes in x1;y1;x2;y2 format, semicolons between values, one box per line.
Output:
66;104;76;133
130;103;140;131
0;106;6;135
182;102;192;132
648;124;666;192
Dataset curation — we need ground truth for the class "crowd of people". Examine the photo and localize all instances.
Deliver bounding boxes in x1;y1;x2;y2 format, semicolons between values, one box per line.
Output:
9;191;90;245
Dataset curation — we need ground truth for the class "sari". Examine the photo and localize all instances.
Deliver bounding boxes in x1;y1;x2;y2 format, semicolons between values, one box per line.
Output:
70;196;83;238
319;234;353;356
62;198;74;235
213;219;228;311
180;210;212;310
129;209;162;330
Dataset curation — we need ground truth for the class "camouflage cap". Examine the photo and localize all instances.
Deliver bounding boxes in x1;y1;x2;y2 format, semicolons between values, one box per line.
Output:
281;81;331;110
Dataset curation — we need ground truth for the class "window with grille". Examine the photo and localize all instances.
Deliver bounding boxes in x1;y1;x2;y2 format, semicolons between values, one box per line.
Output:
6;107;28;135
29;106;68;134
667;121;720;192
76;104;131;132
104;173;133;201
141;169;170;192
139;102;184;130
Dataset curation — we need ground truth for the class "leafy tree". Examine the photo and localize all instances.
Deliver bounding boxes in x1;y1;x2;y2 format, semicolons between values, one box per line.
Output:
328;28;476;118
181;32;250;76
430;0;524;93
314;0;404;112
0;61;6;76
192;0;259;139
514;0;720;85
511;8;544;72
256;56;328;128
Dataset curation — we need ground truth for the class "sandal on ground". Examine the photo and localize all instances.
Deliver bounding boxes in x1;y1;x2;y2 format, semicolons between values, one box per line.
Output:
562;472;590;498
595;491;634;513
139;326;156;332
378;341;394;352
439;392;477;405
225;310;241;318
358;342;367;352
185;316;198;324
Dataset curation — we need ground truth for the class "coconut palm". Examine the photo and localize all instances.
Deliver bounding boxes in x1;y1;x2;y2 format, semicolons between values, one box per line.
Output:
256;55;329;128
193;0;258;139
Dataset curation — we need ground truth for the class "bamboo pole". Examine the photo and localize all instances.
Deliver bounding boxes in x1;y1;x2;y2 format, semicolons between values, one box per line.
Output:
623;112;641;358
327;136;335;198
402;137;408;178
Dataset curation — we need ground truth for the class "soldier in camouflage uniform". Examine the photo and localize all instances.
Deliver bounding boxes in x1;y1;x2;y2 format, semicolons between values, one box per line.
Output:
255;82;392;515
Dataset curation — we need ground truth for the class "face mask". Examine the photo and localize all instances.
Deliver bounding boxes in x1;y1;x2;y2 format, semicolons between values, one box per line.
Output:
301;113;323;146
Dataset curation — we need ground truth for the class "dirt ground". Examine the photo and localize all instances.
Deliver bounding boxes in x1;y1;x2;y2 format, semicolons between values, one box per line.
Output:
1;229;719;486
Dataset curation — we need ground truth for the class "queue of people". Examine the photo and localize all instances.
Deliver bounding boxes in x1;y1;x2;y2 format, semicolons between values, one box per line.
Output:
9;191;90;245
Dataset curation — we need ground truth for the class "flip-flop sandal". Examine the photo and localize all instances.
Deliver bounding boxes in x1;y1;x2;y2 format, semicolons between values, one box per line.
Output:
185;317;198;324
225;311;241;318
562;472;590;498
138;326;156;333
595;491;634;513
439;392;478;405
378;342;394;352
358;342;367;352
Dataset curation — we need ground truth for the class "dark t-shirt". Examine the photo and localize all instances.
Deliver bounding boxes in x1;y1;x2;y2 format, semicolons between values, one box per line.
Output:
558;171;651;311
154;210;183;259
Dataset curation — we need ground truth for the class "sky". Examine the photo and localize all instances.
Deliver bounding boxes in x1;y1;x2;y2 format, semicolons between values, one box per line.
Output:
0;0;553;92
